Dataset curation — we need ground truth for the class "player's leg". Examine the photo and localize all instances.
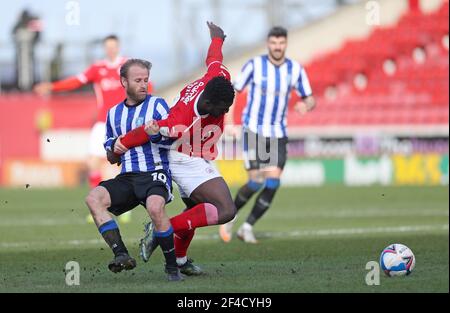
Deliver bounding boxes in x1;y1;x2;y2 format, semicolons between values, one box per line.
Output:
85;186;113;227
85;156;102;224
166;178;235;275
173;197;202;275
139;195;199;275
145;190;183;281
138;170;182;281
158;152;234;274
166;151;234;233
86;122;132;224
219;169;264;242
238;136;288;243
237;167;282;244
169;176;236;233
236;128;265;210
234;170;265;211
85;181;137;272
220;128;264;242
174;199;197;257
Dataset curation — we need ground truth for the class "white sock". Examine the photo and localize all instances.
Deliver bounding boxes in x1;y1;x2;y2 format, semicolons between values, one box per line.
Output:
176;256;187;266
242;222;253;230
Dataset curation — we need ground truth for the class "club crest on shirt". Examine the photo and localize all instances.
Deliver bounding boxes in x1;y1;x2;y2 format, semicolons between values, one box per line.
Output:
286;74;292;84
135;117;145;127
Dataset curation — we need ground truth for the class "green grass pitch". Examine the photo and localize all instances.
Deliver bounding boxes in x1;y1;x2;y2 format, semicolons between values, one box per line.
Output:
0;185;448;293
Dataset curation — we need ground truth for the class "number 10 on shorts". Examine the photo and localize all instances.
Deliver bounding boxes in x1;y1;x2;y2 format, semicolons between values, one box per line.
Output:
152;172;167;183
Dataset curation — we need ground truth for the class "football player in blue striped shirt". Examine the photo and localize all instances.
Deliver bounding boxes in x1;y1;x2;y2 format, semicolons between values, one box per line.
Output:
85;59;182;281
220;26;316;243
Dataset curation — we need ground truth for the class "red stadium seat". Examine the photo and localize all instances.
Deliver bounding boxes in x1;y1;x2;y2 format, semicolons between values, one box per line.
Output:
292;3;449;127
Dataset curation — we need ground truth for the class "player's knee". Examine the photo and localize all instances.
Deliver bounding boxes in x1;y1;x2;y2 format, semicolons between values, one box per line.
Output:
85;192;99;209
147;206;162;219
218;201;236;224
146;198;165;220
222;211;236;224
85;188;108;211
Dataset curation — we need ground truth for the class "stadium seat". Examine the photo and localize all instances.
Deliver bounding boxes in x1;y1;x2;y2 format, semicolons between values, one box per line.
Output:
291;2;449;128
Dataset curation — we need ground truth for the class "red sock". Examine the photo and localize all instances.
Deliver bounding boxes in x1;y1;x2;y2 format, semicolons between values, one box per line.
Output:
170;203;219;233
174;229;195;258
88;171;102;189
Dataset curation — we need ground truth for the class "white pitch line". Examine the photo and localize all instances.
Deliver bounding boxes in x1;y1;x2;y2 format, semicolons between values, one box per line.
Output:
267;209;449;219
0;219;87;227
0;209;448;227
0;224;448;249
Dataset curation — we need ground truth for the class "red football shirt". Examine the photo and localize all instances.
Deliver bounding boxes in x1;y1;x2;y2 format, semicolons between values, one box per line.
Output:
76;57;127;122
157;38;231;160
120;38;230;160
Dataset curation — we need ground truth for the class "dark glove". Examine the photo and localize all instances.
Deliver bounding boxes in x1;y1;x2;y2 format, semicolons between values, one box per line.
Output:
207;21;226;41
106;150;121;166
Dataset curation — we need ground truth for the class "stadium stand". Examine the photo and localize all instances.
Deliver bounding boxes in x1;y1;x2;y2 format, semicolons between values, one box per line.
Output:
231;1;448;130
291;1;449;127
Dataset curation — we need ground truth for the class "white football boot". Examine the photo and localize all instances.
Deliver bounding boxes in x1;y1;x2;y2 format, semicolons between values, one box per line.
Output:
236;222;258;244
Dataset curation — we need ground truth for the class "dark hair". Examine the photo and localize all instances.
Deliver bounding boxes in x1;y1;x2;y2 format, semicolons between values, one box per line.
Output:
203;76;235;106
103;34;119;43
120;59;152;79
267;26;288;38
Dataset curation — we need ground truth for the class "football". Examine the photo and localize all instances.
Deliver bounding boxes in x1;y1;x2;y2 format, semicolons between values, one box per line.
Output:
380;244;416;277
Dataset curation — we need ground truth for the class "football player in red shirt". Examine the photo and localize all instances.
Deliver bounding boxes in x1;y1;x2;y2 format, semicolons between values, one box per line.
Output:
111;22;236;276
35;35;149;223
34;35;127;188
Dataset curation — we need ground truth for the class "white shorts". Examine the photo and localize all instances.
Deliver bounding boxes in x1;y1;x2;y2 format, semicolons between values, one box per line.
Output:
89;122;107;157
169;150;222;198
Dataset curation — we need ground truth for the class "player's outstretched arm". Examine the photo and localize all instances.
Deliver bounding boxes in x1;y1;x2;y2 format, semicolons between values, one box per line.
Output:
118;126;150;151
205;21;225;67
118;120;163;152
34;63;97;96
34;77;84;96
119;98;175;151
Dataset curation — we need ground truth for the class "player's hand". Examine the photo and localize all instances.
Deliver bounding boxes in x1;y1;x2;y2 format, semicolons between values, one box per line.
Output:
207;21;226;41
113;135;129;155
295;102;308;115
33;82;53;96
106;150;121;165
144;120;160;135
295;97;316;115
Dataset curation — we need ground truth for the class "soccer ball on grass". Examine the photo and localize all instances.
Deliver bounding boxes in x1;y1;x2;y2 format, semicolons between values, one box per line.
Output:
380;243;415;277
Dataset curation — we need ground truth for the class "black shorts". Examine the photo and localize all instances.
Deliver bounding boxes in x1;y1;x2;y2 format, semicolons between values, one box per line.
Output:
243;128;288;171
99;170;172;216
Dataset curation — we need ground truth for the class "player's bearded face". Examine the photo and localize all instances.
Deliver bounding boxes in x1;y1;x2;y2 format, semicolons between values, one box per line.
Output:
267;36;287;62
123;65;149;104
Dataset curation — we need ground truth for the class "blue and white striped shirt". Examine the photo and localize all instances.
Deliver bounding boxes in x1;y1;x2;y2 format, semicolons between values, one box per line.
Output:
234;55;312;138
104;95;172;174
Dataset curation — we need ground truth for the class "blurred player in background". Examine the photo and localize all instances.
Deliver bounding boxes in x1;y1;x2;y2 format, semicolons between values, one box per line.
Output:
85;58;183;281
112;22;236;275
34;35;147;223
220;26;316;244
